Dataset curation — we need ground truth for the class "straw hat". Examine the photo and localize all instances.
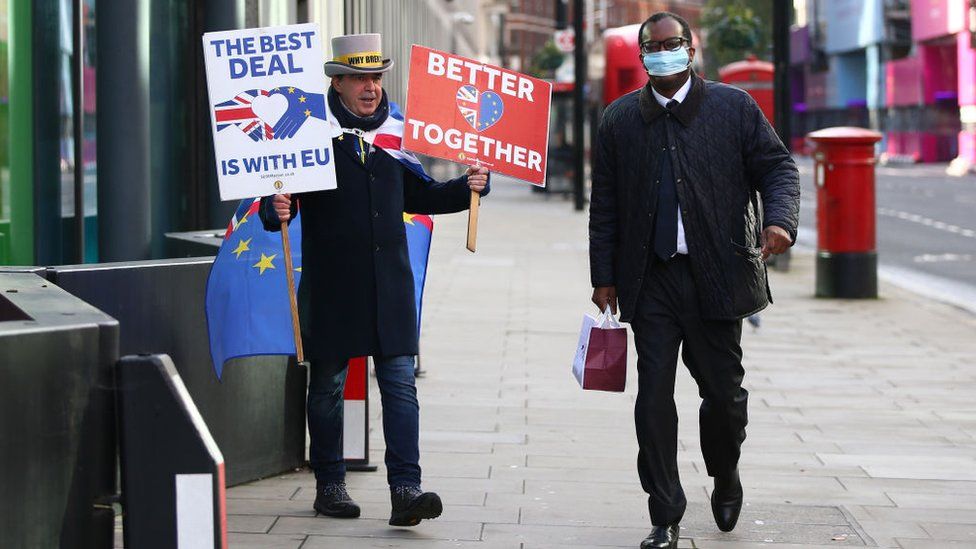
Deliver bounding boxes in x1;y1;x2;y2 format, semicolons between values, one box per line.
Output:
324;33;394;76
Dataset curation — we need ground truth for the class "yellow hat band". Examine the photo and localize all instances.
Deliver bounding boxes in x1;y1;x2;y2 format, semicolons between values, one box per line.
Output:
333;50;383;68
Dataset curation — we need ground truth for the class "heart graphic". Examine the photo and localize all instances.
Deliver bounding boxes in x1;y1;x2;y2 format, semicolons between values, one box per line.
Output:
456;85;505;132
250;93;289;127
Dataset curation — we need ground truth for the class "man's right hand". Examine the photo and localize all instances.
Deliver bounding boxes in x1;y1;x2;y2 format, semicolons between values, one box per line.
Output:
273;193;292;223
591;286;618;315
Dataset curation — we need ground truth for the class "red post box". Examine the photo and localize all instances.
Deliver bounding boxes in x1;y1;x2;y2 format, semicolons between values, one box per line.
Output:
806;127;882;298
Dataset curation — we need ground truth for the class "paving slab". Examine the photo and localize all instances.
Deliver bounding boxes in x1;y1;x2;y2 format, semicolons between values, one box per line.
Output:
917;522;976;542
227;484;301;501
292;485;489;506
837;477;976;496
270;515;484;541
227;514;277;534
849;520;929;547
695;539;856;549
301;539;517;549
858;505;976;525
227;498;319;517
226;533;306;548
356;504;520;525
482;522;669;547
894;539;976;548
817;454;976;481
885;491;976;510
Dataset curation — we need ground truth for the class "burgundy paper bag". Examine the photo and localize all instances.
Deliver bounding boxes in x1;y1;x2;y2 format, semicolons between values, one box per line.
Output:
573;311;627;392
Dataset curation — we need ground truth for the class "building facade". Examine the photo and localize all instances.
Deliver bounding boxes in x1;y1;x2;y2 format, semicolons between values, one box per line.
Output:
500;0;702;77
791;0;976;171
0;0;479;267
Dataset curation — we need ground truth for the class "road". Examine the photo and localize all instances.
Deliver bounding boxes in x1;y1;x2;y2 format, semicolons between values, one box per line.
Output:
795;157;976;311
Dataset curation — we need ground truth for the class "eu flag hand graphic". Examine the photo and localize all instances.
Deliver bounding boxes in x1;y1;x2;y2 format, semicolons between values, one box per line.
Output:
269;86;327;139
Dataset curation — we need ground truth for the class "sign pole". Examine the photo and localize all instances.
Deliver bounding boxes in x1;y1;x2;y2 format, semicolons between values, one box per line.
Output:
466;159;482;253
466;190;479;253
280;222;304;363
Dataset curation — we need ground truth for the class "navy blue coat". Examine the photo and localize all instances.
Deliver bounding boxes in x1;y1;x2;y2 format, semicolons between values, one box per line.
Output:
260;133;475;361
590;73;799;321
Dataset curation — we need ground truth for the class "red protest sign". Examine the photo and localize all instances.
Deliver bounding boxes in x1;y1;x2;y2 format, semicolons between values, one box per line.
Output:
403;45;552;186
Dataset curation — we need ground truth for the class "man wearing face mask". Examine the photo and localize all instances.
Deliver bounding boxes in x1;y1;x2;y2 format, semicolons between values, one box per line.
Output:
588;12;799;549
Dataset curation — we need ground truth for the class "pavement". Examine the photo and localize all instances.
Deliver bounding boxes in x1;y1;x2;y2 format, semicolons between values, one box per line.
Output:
220;176;976;548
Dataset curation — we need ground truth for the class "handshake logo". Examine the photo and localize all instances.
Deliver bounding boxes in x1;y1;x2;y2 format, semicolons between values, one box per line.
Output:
214;86;326;142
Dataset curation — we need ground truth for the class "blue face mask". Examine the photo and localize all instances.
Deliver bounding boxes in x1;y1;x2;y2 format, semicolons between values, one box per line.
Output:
642;47;690;77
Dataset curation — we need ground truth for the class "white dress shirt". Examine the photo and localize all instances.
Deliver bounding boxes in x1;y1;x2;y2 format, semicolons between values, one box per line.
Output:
651;77;691;255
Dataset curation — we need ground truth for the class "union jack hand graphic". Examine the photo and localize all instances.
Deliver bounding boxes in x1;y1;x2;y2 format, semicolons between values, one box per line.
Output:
213;89;275;142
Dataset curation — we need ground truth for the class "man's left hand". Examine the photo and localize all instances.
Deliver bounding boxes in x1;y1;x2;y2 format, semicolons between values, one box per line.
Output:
761;225;792;261
466;166;489;193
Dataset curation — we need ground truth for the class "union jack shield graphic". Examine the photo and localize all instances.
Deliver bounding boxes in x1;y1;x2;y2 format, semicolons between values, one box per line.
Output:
455;85;504;132
456;85;481;129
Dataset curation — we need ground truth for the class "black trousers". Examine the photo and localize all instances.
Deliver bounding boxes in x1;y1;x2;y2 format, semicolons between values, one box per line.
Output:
631;255;748;526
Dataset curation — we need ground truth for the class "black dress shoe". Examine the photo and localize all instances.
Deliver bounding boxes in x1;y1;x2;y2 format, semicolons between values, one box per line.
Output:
313;482;361;518
640;523;679;549
711;470;743;532
389;485;443;527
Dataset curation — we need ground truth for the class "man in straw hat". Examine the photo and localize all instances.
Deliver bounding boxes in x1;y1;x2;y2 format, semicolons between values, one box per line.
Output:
260;33;490;527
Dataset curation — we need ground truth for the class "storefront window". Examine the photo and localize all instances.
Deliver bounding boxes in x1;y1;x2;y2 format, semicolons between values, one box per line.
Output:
149;0;191;257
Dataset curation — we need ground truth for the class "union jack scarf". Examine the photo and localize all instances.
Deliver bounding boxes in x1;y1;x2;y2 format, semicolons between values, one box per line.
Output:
324;100;431;182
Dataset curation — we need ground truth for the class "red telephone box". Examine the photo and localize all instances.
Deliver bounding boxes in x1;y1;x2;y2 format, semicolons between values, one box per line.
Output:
603;24;647;106
719;55;775;125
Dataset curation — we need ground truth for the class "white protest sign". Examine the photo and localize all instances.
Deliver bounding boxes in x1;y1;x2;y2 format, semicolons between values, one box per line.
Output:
203;23;337;201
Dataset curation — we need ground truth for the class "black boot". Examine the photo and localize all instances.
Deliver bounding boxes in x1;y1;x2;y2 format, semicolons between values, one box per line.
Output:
710;470;743;532
389;485;442;527
313;482;361;518
640;524;679;549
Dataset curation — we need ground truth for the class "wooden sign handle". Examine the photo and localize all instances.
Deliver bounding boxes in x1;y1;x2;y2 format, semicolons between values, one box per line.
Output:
280;222;304;363
466;190;479;253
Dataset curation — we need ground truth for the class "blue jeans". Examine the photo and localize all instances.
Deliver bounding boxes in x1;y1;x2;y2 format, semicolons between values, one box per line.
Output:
307;355;421;487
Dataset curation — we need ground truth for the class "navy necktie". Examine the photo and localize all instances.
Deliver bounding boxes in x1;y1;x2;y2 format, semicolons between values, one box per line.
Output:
653;100;679;261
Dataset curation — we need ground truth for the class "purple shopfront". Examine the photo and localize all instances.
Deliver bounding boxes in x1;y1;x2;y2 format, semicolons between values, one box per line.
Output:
907;0;970;165
885;56;925;162
789;26;812;154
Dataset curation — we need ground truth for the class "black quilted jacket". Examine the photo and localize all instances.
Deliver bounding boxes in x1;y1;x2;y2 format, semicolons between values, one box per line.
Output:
589;73;800;321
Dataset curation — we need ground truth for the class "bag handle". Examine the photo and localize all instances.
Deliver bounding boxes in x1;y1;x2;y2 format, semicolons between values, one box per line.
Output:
598;307;621;328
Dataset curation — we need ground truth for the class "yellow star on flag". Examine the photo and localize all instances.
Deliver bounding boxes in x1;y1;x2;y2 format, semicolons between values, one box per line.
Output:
288;86;295;93
299;95;307;103
304;108;311;117
403;213;416;224
232;237;252;259
253;253;277;275
233;213;249;231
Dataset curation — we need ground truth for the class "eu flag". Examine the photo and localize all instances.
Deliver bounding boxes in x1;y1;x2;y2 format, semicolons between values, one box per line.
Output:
205;198;302;379
404;213;434;334
206;200;436;379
